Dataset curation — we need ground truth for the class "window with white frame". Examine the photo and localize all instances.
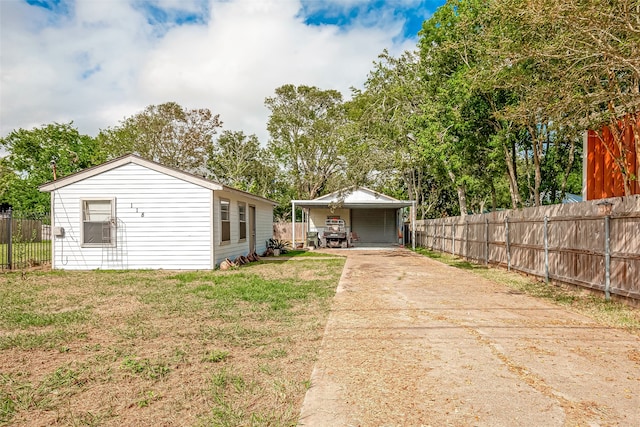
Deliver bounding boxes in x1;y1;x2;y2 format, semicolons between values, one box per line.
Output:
220;199;230;243
82;199;115;246
238;202;246;240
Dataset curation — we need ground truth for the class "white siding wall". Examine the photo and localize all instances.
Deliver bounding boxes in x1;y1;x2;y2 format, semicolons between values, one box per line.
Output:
309;208;351;232
51;164;212;270
212;190;273;266
254;200;274;258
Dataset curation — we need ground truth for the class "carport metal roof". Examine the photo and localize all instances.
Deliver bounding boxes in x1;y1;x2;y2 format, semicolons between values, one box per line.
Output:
292;187;413;209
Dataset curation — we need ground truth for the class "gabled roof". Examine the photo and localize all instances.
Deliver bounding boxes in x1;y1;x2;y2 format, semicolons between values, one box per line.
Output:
39;154;277;205
292;186;413;209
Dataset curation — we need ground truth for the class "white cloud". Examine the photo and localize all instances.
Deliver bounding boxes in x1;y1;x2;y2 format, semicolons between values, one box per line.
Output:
1;0;420;145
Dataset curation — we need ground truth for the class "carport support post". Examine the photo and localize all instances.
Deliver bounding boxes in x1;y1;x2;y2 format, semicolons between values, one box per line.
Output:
544;216;549;284
291;202;296;249
411;201;416;251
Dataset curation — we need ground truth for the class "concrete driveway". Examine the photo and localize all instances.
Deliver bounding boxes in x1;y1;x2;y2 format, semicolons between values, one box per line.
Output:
298;249;640;426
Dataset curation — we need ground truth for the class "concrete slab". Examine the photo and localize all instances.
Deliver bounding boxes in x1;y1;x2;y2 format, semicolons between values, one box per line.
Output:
298;249;640;426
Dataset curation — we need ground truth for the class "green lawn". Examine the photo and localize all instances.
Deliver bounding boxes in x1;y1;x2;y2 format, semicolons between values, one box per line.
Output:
0;241;51;268
279;249;344;258
0;258;345;426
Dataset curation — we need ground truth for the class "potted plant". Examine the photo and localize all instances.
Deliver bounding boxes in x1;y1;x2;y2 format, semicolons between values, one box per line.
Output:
266;238;290;256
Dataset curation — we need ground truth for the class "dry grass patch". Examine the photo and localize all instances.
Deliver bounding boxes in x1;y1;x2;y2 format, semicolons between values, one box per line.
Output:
414;247;640;333
0;258;344;426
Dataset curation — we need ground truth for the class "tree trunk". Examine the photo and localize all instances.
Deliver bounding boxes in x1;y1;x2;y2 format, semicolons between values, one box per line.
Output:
456;182;468;217
526;123;543;206
443;159;467;217
504;141;521;209
490;179;497;212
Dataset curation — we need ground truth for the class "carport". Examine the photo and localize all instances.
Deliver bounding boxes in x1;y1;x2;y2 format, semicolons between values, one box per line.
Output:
291;187;415;249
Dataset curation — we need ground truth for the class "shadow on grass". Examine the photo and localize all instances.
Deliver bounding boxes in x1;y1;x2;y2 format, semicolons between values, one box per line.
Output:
413;247;640;331
415;248;480;271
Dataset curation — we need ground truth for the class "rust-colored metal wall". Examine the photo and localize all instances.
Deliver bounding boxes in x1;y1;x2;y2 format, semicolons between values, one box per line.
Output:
586;119;639;200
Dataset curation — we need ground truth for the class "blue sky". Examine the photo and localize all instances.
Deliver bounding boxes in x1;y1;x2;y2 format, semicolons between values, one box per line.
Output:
1;0;444;143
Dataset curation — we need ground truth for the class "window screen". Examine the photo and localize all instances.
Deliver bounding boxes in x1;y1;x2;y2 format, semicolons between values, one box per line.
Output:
221;199;230;242
82;199;114;246
238;203;246;240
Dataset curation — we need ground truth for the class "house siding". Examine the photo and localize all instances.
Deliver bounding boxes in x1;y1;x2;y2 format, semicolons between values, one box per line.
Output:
213;190;273;266
309;208;351;233
51;163;212;270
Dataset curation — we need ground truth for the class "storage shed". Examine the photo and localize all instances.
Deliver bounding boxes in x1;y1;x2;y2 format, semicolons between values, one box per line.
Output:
291;187;415;249
39;154;276;270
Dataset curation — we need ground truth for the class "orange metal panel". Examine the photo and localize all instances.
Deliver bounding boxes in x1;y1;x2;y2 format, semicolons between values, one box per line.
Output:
587;131;596;200
594;130;605;199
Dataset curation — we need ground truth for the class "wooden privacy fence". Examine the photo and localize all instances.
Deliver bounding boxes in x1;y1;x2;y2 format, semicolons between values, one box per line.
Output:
415;196;640;301
273;222;304;243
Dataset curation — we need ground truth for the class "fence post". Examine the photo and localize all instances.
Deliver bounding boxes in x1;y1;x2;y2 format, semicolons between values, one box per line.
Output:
604;215;611;300
442;221;445;252
485;217;489;265
505;216;511;271
465;219;469;261
7;208;12;270
452;222;456;255
544;216;549;284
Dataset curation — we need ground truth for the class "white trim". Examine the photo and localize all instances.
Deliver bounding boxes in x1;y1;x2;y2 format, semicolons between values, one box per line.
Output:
238;201;247;242
80;197;117;248
311;186;402;202
51;191;56;268
211;190;215;269
220;198;231;244
222;185;278;206
40;154;223;192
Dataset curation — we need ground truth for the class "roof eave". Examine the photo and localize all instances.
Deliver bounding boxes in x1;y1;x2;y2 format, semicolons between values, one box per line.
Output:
39;154;223;192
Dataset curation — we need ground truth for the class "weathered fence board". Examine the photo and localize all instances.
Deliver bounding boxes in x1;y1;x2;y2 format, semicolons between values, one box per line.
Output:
415;195;640;301
272;222;305;243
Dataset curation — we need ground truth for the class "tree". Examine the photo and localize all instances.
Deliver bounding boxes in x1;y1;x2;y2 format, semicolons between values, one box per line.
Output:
349;50;450;219
490;0;640;196
208;130;277;198
417;0;499;216
0;122;105;212
98;102;222;174
265;85;349;200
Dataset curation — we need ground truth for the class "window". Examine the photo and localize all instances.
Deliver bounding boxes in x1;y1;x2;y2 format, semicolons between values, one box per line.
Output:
238;202;246;240
82;199;115;246
220;199;230;243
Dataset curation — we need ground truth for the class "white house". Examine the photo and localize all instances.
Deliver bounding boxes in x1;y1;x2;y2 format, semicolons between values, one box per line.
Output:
291;187;415;249
39;154;276;270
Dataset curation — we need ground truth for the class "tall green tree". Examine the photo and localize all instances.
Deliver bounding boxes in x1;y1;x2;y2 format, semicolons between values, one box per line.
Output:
208;130;277;198
349;50;450;218
98;102;222;174
265;85;349;200
0;122;105;212
418;0;499;215
489;0;638;197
